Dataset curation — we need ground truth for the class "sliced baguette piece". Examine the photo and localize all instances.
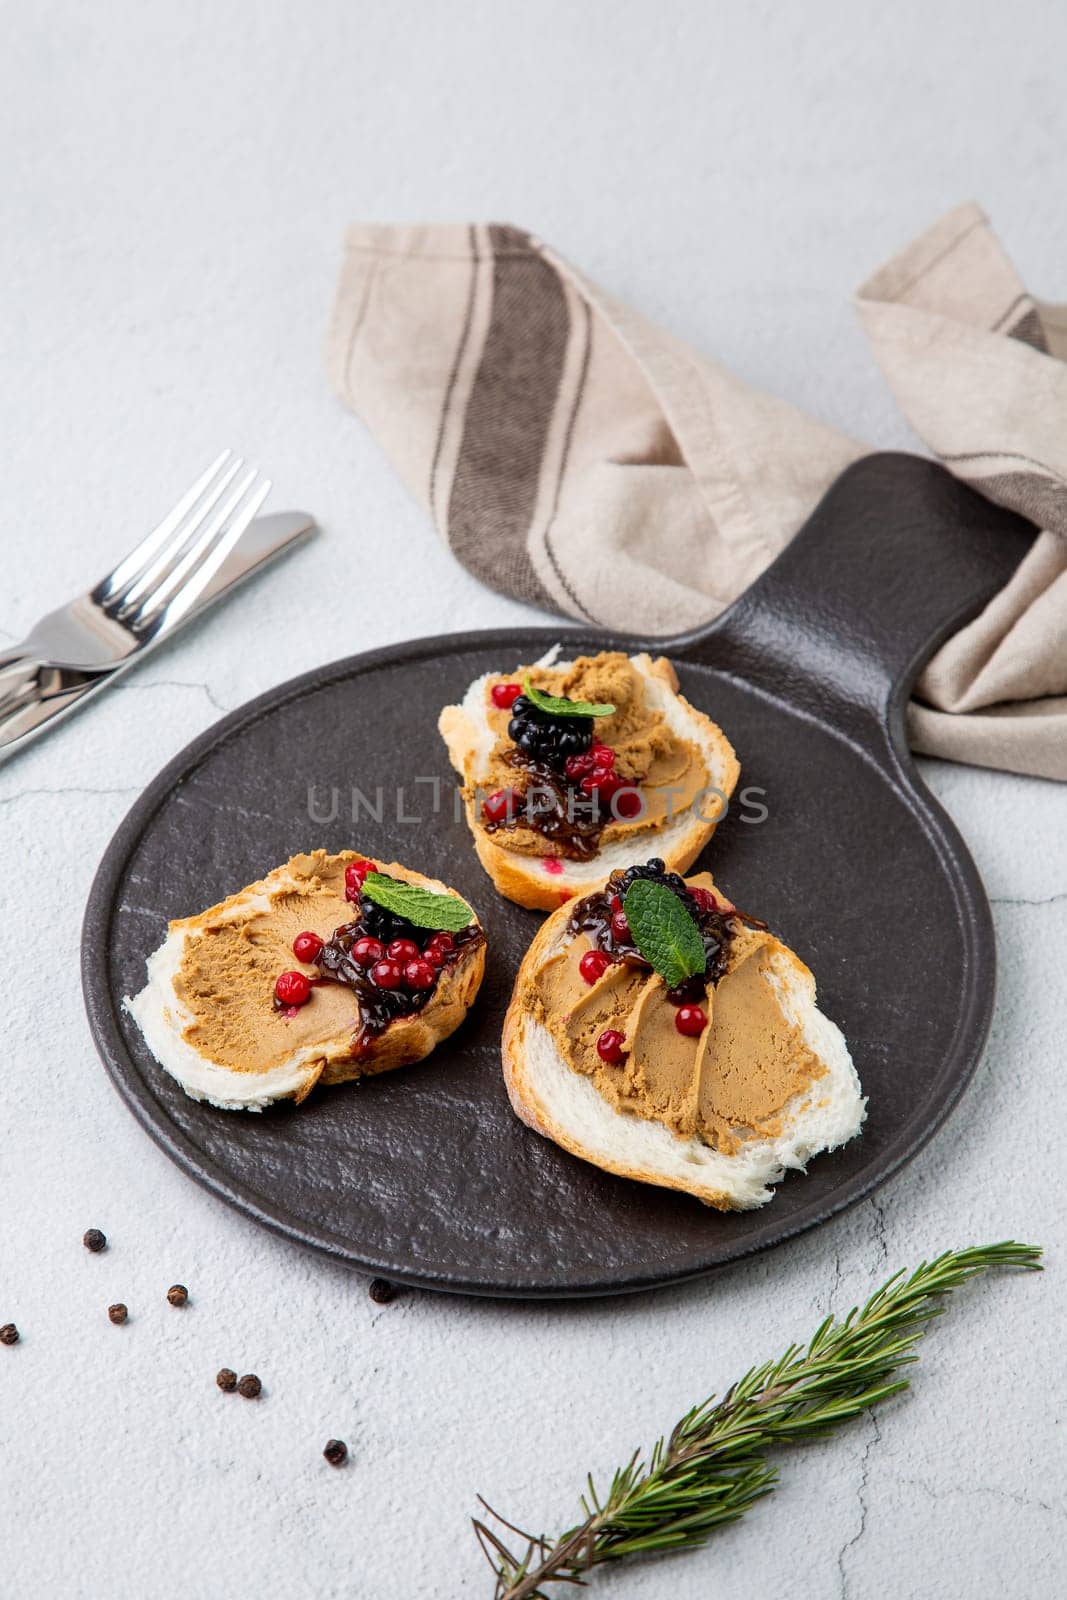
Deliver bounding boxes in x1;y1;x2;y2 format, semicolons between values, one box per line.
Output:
502;885;865;1209
126;851;485;1113
439;651;740;911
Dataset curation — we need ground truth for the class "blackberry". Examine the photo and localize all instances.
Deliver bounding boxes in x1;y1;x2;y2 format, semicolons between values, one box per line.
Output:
358;880;416;947
507;695;593;769
613;859;690;904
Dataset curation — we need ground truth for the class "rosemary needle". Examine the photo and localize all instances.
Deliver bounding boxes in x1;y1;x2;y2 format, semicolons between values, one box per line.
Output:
474;1241;1042;1599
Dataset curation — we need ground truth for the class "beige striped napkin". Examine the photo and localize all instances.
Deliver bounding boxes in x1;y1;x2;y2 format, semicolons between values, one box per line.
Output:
327;204;1067;782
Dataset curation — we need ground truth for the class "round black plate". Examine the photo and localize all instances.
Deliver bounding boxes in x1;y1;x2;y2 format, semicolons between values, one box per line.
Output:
82;457;1036;1297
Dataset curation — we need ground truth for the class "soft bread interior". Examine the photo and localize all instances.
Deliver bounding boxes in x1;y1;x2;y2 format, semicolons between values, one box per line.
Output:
506;934;865;1210
447;652;738;891
128;924;327;1112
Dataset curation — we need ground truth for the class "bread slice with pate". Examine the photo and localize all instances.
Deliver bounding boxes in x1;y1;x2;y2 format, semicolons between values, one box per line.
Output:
502;864;864;1208
439;650;740;912
126;850;485;1112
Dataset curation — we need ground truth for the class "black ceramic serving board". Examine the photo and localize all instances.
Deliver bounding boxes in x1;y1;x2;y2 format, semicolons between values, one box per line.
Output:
83;456;1035;1298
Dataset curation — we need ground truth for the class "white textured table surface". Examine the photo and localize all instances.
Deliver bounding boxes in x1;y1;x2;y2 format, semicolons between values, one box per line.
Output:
1;4;1065;1596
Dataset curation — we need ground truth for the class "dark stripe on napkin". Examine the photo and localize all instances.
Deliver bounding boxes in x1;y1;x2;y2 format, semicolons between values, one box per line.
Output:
446;226;564;608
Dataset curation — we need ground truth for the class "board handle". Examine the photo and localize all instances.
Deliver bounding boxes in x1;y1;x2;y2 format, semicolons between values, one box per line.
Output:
668;453;1036;758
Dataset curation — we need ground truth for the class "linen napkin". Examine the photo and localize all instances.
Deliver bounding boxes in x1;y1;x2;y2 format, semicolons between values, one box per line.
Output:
326;205;1067;782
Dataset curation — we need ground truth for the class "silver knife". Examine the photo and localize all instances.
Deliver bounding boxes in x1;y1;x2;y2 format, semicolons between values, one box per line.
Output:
0;510;316;764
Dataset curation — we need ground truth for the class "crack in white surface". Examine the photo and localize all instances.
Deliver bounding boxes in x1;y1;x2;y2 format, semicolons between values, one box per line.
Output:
115;678;230;715
0;784;141;806
894;1472;1065;1523
868;1195;889;1266
836;1412;882;1600
991;892;1067;908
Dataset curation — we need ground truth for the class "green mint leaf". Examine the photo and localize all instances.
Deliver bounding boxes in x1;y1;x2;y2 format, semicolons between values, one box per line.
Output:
523;676;615;719
361;872;474;932
623;880;705;988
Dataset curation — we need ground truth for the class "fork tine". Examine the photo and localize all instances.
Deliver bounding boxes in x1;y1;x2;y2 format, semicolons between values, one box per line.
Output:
112;456;246;615
96;451;233;603
132;466;259;621
133;475;273;634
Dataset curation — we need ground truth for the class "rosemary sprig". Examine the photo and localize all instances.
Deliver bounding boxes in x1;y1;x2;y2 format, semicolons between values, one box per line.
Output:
474;1242;1042;1599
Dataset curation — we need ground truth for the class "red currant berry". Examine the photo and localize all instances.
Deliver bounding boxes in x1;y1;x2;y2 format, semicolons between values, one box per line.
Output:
675;1004;707;1037
581;770;622;802
590;743;615;769
689;887;720;913
351;935;385;967
564;751;594;780
403;958;437;990
370;958;403;989
609;893;623;912
274;970;311;1007
579;949;611;985
344;859;375;901
424;932;455;967
483;788;520;825
292;930;324;964
387;938;420;964
611;909;631;943
491;681;523;710
613;788;643;820
596;1028;627;1065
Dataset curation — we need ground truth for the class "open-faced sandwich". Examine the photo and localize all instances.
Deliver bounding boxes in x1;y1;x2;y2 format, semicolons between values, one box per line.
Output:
439;650;739;911
502;859;864;1208
126;850;485;1111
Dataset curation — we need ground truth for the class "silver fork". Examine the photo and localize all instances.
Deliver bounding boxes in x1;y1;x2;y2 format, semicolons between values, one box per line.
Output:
0;453;309;763
1;451;270;679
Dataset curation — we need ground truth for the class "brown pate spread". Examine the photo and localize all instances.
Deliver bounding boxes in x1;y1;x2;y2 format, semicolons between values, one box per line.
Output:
172;851;480;1076
478;652;710;857
529;873;826;1154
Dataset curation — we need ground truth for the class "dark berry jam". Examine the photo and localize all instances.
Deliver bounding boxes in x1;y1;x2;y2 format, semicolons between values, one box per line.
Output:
481;749;641;861
314;891;483;1054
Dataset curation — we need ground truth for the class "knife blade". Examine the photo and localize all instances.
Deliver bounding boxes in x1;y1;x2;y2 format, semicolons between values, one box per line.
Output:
0;510;317;764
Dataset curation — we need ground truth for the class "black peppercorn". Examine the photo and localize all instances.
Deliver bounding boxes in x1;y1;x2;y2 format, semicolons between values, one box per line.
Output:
0;1323;18;1346
108;1303;128;1325
83;1228;107;1253
166;1284;189;1307
323;1439;348;1467
236;1373;262;1399
216;1368;237;1392
368;1278;396;1305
